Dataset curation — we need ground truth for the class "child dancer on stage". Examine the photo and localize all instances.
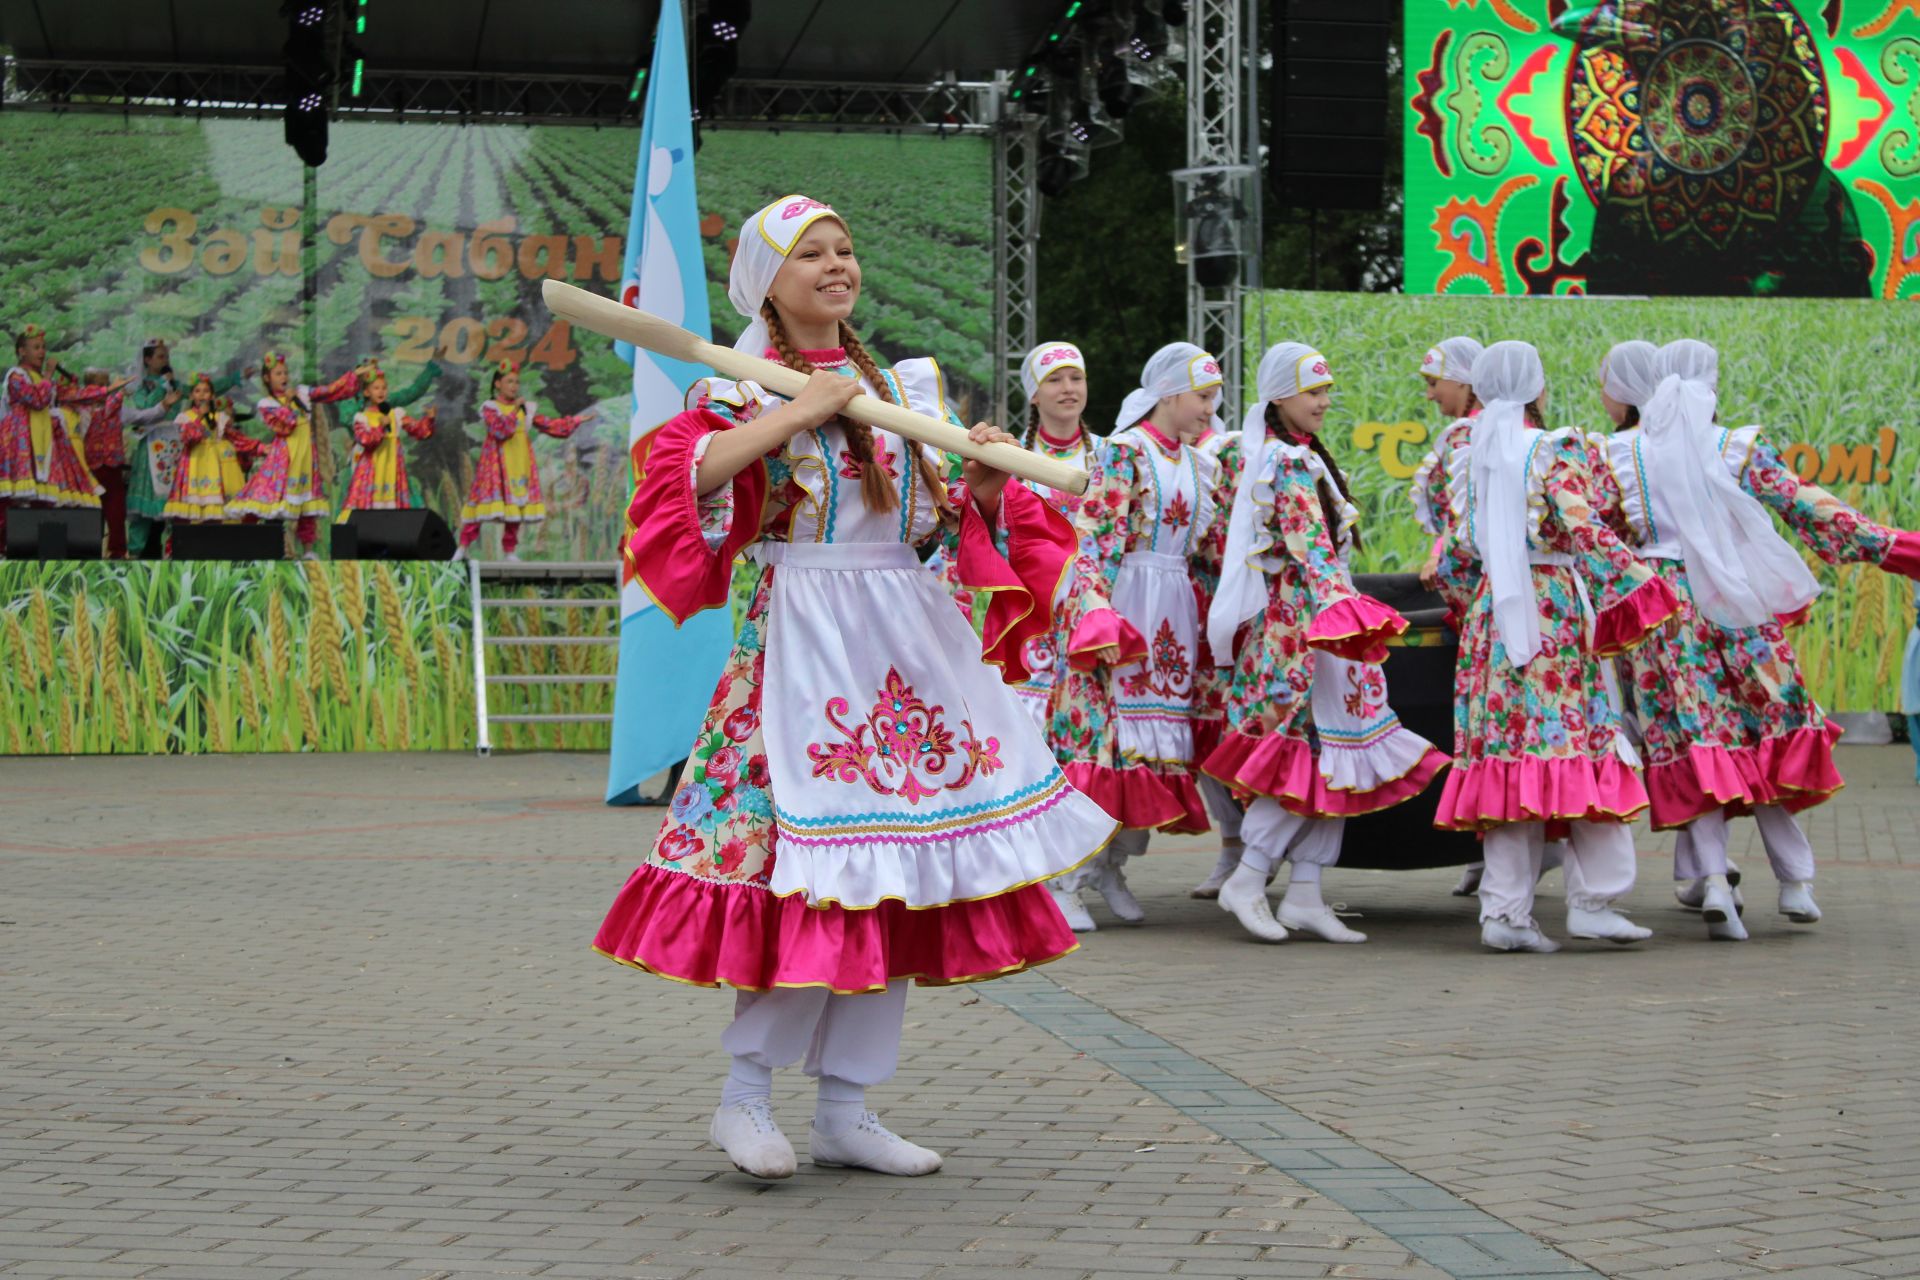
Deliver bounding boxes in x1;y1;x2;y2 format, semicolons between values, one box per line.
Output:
71;368;167;558
0;326;110;516
1433;342;1680;953
231;354;361;558
591;194;1113;1181
162;374;259;527
1008;340;1096;726
1626;340;1920;931
452;361;594;562
1203;343;1448;942
338;363;437;520
1043;342;1228;932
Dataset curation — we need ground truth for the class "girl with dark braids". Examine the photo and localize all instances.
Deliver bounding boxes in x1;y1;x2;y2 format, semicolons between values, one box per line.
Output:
592;194;1114;1182
1203;343;1447;943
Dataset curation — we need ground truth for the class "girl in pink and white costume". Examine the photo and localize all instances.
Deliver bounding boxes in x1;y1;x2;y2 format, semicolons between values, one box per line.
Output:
1042;343;1228;932
1011;340;1096;727
591;195;1113;1181
1617;340;1920;934
1186;412;1251;899
1433;342;1680;953
229;353;361;557
1204;343;1449;943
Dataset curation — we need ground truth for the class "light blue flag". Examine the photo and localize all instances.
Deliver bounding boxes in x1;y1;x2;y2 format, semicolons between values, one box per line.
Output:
605;0;733;805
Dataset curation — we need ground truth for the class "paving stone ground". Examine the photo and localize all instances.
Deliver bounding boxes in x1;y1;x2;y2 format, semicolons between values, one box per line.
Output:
2;748;1917;1279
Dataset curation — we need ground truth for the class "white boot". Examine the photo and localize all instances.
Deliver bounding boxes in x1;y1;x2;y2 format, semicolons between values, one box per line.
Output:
1481;919;1560;953
1276;879;1366;943
709;1100;796;1180
502;550;523;563
450;544;468;562
1702;876;1749;940
1451;863;1484;896
1567;903;1653;944
1676;878;1744;912
1093;861;1145;923
1046;881;1097;933
810;1111;942;1176
1778;881;1821;923
1189;846;1242;899
1217;864;1288;942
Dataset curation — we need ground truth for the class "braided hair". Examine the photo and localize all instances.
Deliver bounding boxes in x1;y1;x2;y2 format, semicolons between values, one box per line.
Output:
762;301;953;524
1266;402;1362;552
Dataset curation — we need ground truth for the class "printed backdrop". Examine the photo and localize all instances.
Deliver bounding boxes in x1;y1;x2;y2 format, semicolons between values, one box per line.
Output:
1404;0;1920;299
0;116;991;559
1250;288;1920;711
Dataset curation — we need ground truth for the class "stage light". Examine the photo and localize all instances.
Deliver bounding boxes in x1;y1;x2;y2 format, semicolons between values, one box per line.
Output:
693;1;752;121
351;59;363;96
281;0;333;166
629;68;648;102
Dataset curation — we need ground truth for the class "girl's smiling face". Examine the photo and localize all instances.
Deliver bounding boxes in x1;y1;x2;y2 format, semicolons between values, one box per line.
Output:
767;219;860;331
1033;366;1086;424
495;368;520;401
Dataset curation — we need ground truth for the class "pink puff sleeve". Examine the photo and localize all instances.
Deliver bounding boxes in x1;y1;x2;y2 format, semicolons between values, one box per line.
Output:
623;409;768;627
954;479;1079;683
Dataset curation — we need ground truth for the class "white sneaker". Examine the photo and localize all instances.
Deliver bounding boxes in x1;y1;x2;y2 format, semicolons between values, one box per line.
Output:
1277;902;1367;943
1047;882;1097;933
503;550;523;563
708;1100;795;1180
1779;881;1821;923
1451;863;1484;896
450;544;468;562
1481;919;1560;953
1566;904;1652;944
1189;847;1242;899
1217;870;1288;943
1701;880;1749;940
810;1112;942;1176
1093;863;1145;923
1676;878;1744;912
301;549;320;562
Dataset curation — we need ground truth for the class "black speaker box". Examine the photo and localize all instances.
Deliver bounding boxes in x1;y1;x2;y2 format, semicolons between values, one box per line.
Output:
4;507;103;559
170;521;286;561
336;508;456;561
1270;0;1392;211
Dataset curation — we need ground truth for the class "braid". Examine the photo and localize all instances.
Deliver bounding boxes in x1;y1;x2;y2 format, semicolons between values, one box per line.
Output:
1024;402;1040;447
838;320;953;525
1265;403;1362;551
761;304;892;514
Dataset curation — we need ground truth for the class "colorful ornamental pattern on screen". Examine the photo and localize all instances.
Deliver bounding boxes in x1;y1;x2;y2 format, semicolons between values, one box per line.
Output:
1405;0;1920;300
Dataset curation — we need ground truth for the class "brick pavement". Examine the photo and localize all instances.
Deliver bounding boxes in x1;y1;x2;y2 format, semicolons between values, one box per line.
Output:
1;748;1917;1278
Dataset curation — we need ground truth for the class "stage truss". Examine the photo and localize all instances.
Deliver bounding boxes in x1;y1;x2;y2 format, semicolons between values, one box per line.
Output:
1183;0;1261;401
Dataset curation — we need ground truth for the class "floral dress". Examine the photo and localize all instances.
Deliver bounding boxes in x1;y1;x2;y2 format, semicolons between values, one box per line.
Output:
231;372;359;521
458;399;587;526
339;406;433;514
1008;429;1095;726
0;367;100;507
1409;415;1477;620
1044;424;1227;833
1189;427;1243;765
1600;425;1918;815
592;348;1116;995
1433;429;1680;830
162;408;259;522
1207;436;1448;814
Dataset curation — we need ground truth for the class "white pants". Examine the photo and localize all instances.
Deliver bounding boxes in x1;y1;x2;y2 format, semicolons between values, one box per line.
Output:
1480;820;1635;926
1198;775;1244;842
1671;804;1816;883
721;981;908;1087
1240;798;1344;875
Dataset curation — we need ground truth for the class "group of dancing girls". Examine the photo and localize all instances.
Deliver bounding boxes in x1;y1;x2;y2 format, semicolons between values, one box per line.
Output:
0;327;596;560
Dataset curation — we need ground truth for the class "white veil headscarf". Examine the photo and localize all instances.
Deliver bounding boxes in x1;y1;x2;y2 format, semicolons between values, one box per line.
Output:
1114;342;1222;431
1642;339;1819;627
1207;342;1332;663
1469;341;1549;668
1420;336;1484;385
1600;340;1661;409
726;194;847;357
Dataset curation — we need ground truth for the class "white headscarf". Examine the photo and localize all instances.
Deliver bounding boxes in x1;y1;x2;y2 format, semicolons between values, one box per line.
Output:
1114;342;1222;430
1020;340;1087;402
1420;336;1483;384
1207;342;1333;664
1469;341;1549;668
726;194;846;356
1641;339;1819;627
1601;340;1661;408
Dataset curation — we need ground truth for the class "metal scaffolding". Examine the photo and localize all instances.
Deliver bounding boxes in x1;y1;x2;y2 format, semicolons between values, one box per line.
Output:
992;107;1042;429
1182;0;1261;401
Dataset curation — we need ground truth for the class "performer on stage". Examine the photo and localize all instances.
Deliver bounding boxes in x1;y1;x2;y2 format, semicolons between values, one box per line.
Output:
1203;343;1448;942
162;373;260;527
334;357;441;509
452;361;594;562
337;363;436;521
1433;341;1679;953
1042;342;1228;932
231;354;361;558
1623;340;1920;932
69;368;169;558
0;326;112;518
1010;340;1095;725
591;194;1113;1182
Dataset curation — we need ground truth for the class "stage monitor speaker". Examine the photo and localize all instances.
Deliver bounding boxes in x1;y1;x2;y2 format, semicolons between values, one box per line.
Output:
1270;0;1391;211
337;509;456;561
170;522;286;561
4;507;103;559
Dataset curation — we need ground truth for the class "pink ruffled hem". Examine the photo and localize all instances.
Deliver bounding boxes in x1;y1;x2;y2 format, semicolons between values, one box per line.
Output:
591;862;1077;995
1306;595;1407;664
1756;721;1847;812
1063;761;1190;831
1591;574;1682;658
1880;529;1920;579
1644;743;1765;830
1067;608;1148;672
1203;730;1448;818
1434;755;1650;831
